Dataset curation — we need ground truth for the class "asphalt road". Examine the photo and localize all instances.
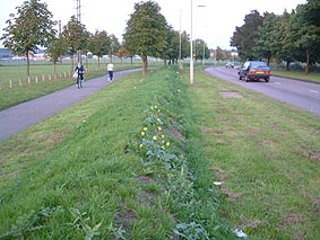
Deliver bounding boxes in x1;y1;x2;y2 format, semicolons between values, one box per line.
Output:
205;67;320;116
0;69;140;142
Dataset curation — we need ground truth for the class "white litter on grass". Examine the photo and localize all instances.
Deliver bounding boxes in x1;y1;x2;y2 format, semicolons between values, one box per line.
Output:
213;181;223;186
234;229;248;239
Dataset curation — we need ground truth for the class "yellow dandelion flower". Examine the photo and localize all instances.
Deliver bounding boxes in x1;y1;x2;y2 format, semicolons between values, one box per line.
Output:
157;126;162;131
141;131;145;136
166;141;170;147
157;118;161;122
161;146;166;150
139;144;144;149
143;127;148;131
153;136;157;141
154;105;158;109
150;106;154;110
161;135;165;139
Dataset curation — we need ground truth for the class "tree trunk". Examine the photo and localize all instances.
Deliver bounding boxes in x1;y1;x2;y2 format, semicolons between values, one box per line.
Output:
130;56;133;66
71;54;74;72
85;53;88;71
26;51;30;79
286;61;291;71
120;57;123;68
305;49;310;74
98;56;100;68
142;55;148;76
54;62;56;74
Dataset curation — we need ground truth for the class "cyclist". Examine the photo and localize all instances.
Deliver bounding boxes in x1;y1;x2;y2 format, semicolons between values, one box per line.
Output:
75;62;85;88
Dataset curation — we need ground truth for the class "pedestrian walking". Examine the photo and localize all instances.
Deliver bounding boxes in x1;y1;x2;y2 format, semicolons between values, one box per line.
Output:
75;62;85;89
107;62;114;81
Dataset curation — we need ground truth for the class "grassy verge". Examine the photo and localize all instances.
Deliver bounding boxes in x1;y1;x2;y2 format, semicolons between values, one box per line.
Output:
0;67;232;239
272;70;320;83
188;68;320;239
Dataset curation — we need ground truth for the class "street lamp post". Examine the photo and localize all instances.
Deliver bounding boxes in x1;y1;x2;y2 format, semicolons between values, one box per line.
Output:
179;9;183;70
190;0;194;85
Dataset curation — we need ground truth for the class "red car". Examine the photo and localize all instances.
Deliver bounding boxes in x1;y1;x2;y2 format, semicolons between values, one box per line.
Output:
238;61;272;82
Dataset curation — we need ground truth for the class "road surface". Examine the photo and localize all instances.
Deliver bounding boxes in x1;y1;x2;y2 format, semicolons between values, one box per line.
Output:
0;69;140;142
205;67;320;116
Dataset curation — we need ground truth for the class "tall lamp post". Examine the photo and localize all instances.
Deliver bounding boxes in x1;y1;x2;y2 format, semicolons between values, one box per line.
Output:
190;0;194;85
190;1;206;85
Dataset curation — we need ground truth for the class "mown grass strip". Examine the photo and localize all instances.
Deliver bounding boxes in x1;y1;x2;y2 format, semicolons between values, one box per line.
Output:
272;70;320;83
188;68;320;239
0;67;232;239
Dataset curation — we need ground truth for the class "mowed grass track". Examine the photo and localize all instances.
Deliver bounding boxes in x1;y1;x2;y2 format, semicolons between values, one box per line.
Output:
189;68;320;239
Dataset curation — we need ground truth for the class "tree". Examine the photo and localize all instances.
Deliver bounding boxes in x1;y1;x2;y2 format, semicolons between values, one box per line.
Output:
193;39;209;63
1;0;56;78
115;46;129;67
62;15;87;71
180;31;190;60
253;13;277;65
88;30;110;67
109;34;120;62
272;10;298;71
290;0;320;74
124;1;167;75
47;35;68;73
230;10;265;60
162;26;180;65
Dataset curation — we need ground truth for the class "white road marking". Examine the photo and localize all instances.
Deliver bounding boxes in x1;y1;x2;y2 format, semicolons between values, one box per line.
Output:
309;90;319;94
274;82;281;85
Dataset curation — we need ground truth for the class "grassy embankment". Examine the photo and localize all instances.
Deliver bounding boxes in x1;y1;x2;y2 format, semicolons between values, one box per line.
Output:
0;63;142;111
272;70;320;83
0;67;233;239
190;68;320;239
0;65;319;239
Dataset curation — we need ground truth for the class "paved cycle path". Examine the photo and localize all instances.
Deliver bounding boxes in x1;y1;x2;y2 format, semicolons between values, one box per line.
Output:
0;69;140;142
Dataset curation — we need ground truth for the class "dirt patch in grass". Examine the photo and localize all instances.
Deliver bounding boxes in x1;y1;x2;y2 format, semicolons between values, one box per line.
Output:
240;220;268;230
221;187;243;200
303;150;320;162
219;91;243;99
171;129;183;138
211;166;228;181
115;208;137;231
137;175;154;185
138;190;155;206
282;214;304;225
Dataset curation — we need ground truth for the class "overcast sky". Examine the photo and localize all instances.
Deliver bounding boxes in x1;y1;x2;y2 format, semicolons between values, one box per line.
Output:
0;0;306;49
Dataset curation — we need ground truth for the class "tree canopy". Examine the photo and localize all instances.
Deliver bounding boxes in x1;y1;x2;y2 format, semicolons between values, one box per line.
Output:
1;0;56;77
230;1;320;73
123;1;168;75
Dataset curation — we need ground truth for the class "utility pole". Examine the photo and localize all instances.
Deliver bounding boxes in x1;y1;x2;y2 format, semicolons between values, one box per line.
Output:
76;0;81;63
59;20;62;64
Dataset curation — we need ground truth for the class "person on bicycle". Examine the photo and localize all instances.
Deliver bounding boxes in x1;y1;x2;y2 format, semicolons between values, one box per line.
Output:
75;62;85;88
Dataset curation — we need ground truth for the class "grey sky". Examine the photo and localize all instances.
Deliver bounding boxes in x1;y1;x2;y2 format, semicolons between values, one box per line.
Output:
0;0;306;49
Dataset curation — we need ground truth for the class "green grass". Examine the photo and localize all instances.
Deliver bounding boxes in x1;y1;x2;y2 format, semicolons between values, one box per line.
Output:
273;70;320;83
0;63;142;111
0;67;232;239
188;68;320;239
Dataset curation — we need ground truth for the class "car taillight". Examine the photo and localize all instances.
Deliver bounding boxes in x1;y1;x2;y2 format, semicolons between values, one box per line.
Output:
249;70;256;74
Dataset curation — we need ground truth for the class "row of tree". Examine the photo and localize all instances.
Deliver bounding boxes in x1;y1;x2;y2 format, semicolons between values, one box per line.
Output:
230;0;320;73
1;0;210;77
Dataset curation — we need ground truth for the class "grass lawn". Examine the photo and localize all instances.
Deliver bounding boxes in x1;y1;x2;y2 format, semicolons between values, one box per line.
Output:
0;67;232;239
1;65;319;239
0;64;142;111
272;70;320;83
189;68;320;239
